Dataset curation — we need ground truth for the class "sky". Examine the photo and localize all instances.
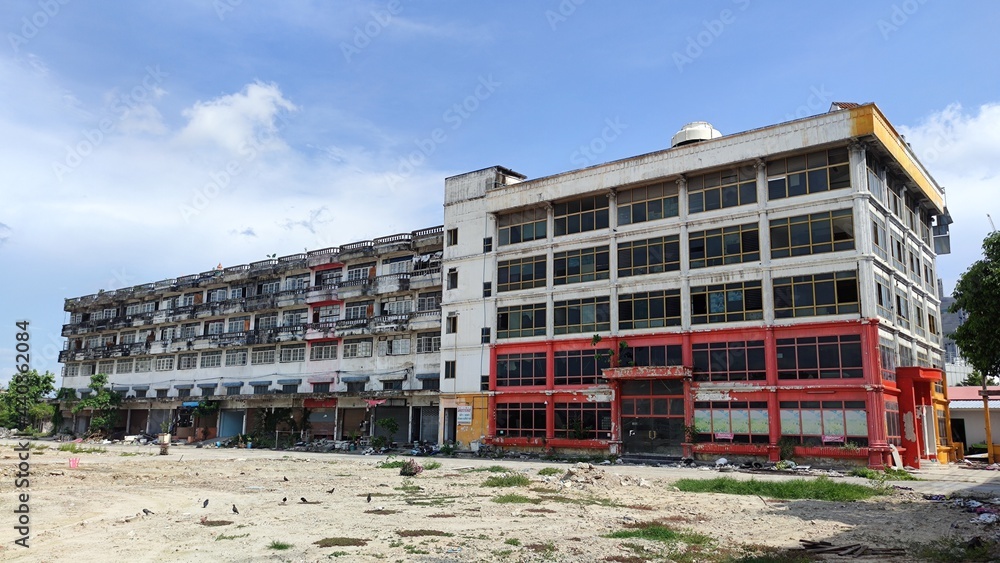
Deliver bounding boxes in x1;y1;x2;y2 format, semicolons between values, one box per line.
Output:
2;0;999;388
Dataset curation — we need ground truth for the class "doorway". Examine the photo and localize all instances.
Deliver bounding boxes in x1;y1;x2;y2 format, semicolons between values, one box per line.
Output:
620;379;686;457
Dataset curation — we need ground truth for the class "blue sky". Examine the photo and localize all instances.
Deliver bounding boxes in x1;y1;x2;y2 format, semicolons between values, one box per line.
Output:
2;0;999;387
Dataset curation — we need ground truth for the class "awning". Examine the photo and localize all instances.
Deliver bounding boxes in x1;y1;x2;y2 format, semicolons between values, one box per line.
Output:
277;378;302;385
307;376;335;384
197;383;217;389
378;373;406;381
341;375;370;383
222;381;244;388
182;401;200;407
174;384;194;389
131;385;149;391
249;381;271;386
415;372;439;380
112;386;129;391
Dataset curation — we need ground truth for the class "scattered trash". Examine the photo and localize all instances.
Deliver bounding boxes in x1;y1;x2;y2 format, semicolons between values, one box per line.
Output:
798;540;906;557
69;458;80;469
922;494;946;501
715;457;728;466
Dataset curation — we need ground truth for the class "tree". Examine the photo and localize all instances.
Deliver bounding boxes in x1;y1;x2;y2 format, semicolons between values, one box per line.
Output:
958;371;997;387
0;370;56;430
950;231;1000;384
72;373;122;436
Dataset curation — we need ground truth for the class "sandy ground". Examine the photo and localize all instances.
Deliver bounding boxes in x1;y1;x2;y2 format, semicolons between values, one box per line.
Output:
1;440;998;562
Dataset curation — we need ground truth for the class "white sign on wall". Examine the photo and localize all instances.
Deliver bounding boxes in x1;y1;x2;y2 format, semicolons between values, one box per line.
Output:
457;406;473;425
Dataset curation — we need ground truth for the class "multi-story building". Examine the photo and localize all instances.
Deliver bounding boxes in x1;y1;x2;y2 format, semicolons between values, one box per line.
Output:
58;226;445;446
442;103;953;468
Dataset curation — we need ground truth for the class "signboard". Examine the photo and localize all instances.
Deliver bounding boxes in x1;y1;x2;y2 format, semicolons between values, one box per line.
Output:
457;406;473;425
714;432;734;440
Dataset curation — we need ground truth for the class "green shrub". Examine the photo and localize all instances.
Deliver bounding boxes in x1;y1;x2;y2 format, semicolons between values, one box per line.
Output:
673;476;884;501
483;473;530;487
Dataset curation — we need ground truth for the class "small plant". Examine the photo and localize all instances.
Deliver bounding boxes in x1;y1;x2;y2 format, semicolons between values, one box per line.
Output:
216;533;249;541
841;441;861;453
58;443;106;454
483;473;531;487
314;537;368;547
777;437;797;461
377;455;405;469
682;424;699;444
674;476;885;501
400;459;424;476
439;443;456;456
492;494;540;504
422;461;442;470
537;467;563;476
505;538;521;546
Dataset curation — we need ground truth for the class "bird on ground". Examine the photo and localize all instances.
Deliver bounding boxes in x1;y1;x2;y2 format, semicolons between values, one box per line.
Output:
300;497;309;503
232;504;239;515
281;497;287;504
142;509;155;515
202;499;209;508
326;488;335;494
366;493;372;503
283;476;289;482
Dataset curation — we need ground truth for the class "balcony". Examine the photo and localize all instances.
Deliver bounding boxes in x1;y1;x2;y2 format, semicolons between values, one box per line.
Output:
335;317;369;337
337;278;372;299
410;310;441;330
409;268;441;290
223;264;250;283
276;289;307;308
306;285;339;304
307;247;341;268
374;232;413;255
375;273;410;295
371;314;410;334
306;322;337;340
338;241;375;261
246;295;277;312
413;226;444;252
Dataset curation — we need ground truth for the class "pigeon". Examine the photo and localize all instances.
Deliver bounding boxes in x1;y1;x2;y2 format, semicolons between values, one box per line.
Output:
283;476;289;482
366;493;372;503
300;497;308;503
281;497;287;504
326;488;335;494
142;508;155;515
232;504;239;515
202;499;209;508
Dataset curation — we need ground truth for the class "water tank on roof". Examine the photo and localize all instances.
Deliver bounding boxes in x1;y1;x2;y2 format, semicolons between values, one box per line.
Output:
671;121;722;148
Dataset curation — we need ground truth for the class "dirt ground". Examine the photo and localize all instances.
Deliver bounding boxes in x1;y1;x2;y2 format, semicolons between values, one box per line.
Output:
1;440;997;562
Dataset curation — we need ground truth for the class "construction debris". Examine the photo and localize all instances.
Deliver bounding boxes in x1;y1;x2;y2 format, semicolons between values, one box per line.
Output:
798;539;906;558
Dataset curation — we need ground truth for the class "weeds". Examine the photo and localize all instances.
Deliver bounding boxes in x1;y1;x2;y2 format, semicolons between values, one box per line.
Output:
396;529;452;537
399;459;424;476
492;494;540;504
422;461;442;470
377;456;405;469
505;538;521;546
483;473;530;487
537;467;563;476
848;467;918;481
913;536;1000;562
314;537;368;547
673;476;884;501
215;533;249;541
267;540;293;550
58;443;106;454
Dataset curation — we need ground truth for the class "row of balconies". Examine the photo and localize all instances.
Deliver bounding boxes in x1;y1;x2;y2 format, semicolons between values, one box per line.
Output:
62;268;443;337
59;310;443;362
64;227;444;312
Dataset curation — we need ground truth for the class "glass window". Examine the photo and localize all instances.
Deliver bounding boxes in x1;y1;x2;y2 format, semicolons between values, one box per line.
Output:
687;167;756;214
773;271;860;318
689;223;760;268
554;195;609;236
618;235;680;277
497;255;546;292
553;246;610;285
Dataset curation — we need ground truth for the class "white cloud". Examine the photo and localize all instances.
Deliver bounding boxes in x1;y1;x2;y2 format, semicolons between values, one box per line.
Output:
177;81;297;153
900;103;1000;294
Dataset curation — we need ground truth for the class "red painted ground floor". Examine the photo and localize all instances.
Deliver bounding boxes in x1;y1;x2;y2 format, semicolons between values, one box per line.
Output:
486;319;951;468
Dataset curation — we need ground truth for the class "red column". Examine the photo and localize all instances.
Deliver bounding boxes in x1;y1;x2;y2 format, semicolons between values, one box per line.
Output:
765;325;781;461
897;375;919;468
862;321;890;468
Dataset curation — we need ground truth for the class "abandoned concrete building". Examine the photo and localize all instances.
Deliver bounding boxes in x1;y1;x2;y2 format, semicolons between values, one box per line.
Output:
442;103;953;468
58;226;446;447
59;103;954;467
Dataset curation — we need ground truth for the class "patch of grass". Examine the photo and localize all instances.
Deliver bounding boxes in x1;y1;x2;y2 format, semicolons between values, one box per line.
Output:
604;522;712;547
57;443;106;454
422;461;442;470
537;467;563;476
403;545;430;555
396;529;452;538
215;533;249;541
326;551;349;558
494;549;513;557
267;540;293;550
673;476;884;501
848;467;919;481
525;508;557;513
525;542;556;554
119;452;142;456
365;509;400;515
492;493;540;504
395;480;421;493
377;458;406;469
426;513;455;518
483;473;530;487
314;537;368;547
913;536;1000;562
200;520;233;527
468;465;512;473
627;504;655;511
505;538;521;546
404;494;459;506
539;494;620;507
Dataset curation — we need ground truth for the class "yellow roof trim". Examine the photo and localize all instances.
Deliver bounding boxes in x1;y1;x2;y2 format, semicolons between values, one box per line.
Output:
850;105;944;212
